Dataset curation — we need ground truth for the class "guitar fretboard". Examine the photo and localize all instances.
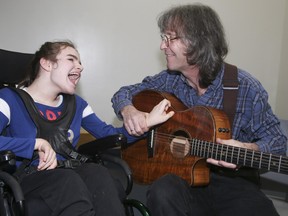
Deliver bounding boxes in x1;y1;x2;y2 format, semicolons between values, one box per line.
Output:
190;139;288;174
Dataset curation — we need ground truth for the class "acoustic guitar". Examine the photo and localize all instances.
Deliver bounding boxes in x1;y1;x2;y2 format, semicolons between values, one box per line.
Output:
121;90;288;186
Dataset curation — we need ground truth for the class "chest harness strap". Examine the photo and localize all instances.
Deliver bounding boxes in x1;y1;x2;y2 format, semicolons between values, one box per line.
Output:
11;88;89;171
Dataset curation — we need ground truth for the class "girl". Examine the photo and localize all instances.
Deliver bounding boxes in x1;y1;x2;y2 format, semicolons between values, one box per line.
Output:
0;40;174;216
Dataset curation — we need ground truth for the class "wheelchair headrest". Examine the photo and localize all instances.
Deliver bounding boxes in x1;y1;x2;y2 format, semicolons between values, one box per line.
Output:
0;49;34;87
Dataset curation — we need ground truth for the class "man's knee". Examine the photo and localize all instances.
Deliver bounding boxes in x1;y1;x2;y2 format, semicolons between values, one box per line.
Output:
147;174;187;201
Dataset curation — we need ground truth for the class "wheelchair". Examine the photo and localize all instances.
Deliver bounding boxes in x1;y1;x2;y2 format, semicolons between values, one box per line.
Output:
0;150;25;216
0;48;150;216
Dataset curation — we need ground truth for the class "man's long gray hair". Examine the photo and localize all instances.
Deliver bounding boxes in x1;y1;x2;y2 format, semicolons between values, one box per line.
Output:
158;3;228;88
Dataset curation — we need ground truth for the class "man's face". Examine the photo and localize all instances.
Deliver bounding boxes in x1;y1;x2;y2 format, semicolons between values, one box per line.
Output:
160;31;189;72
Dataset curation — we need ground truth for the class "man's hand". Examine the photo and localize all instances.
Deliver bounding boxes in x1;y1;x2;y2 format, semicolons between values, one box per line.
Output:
206;138;259;169
121;99;174;136
35;138;57;170
121;105;148;136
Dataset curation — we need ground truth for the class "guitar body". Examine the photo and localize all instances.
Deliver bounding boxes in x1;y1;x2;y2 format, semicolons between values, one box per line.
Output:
121;90;231;186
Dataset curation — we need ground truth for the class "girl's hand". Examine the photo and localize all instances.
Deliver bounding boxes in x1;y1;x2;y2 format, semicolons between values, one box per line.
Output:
145;99;174;128
35;138;57;170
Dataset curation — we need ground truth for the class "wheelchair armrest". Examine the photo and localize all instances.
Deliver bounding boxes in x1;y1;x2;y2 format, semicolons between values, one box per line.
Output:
77;134;133;194
77;134;127;155
101;153;133;195
123;199;151;216
0;150;16;173
0;150;25;215
0;171;25;207
0;150;16;163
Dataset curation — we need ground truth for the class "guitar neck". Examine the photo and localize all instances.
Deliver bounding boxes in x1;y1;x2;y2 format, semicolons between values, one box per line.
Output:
190;139;288;175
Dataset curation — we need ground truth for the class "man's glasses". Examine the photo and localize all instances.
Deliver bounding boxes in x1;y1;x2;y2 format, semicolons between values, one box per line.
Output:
160;34;180;47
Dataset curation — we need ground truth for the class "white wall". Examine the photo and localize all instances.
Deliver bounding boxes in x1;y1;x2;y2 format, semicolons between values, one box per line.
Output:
0;0;287;125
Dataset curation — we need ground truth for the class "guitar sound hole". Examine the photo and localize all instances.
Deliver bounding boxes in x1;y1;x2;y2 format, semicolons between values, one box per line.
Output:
170;130;190;158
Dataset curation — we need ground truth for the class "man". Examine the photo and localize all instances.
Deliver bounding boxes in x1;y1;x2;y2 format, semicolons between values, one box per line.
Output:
111;3;287;216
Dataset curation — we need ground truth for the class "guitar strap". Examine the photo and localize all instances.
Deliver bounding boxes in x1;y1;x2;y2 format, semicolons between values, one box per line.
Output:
222;63;239;129
221;65;261;184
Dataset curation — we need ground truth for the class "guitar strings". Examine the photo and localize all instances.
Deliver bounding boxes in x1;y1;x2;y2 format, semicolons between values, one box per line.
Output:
152;131;288;173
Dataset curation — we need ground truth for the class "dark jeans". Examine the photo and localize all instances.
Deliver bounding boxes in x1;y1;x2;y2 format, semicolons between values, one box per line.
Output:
147;173;279;216
20;163;125;216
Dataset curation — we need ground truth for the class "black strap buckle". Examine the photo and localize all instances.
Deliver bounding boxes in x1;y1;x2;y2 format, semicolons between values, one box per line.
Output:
57;159;82;169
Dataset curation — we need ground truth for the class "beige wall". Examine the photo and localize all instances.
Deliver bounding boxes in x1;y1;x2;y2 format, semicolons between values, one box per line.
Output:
276;1;288;120
0;0;287;123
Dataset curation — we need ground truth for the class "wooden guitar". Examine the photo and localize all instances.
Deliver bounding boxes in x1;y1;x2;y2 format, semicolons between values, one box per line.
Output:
121;90;288;186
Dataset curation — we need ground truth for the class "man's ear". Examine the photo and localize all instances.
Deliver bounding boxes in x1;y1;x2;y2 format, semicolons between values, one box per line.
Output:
39;58;52;72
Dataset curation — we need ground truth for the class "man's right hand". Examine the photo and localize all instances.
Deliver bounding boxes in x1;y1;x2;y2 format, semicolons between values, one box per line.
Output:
35;138;57;170
121;99;174;136
121;105;148;136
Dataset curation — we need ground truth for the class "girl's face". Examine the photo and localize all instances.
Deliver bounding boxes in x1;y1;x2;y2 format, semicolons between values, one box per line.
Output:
50;46;83;95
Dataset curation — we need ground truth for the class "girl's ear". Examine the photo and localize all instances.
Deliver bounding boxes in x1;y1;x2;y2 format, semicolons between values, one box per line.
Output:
39;58;52;71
